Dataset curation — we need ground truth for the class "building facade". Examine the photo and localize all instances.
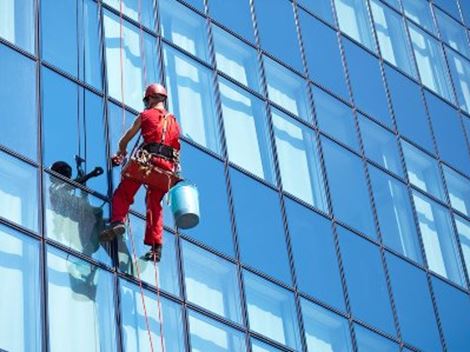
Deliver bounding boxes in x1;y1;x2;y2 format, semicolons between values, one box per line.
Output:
1;0;470;351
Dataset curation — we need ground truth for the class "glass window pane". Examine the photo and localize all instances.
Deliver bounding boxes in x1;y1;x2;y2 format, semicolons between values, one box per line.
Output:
359;114;403;177
455;216;470;276
334;0;375;51
0;152;38;232
386;253;441;351
444;165;470;216
385;65;434;151
408;23;454;103
45;174;110;265
403;0;435;33
0;0;35;53
285;199;345;310
103;0;156;29
412;190;465;285
0;225;40;352
231;169;291;283
322;137;376;237
42;0;102;89
0;44;37;160
264;56;311;123
301;298;353;352
432;276;470;351
160;0;209;62
402;140;446;201
298;0;335;25
446;48;470;115
188;310;246;352
370;0;416;77
47;247;117;352
209;0;254;42
313;87;358;151
251;338;283;351
272;109;328;210
436;8;470;58
369;166;422;263
433;0;461;22
180;142;234;256
426;91;470;176
254;0;303;71
118;219;180;296
104;10;160;110
343;39;391;126
299;11;349;100
182;241;242;323
182;0;204;11
212;25;261;92
120;280;185;352
338;227;396;335
354;325;399;352
220;78;275;183
164;44;221;154
244;271;302;350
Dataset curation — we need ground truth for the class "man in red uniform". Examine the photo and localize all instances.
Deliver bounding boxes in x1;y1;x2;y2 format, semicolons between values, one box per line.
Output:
100;83;181;262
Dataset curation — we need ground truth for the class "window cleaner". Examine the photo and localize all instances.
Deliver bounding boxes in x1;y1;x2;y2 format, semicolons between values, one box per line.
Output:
100;83;182;262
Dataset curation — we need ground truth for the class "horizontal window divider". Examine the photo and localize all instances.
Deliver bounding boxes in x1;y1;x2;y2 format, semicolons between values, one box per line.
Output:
227;161;279;191
216;71;265;100
352;316;401;344
0;145;39;168
0;217;42;241
0;37;38;61
161;37;214;69
283;191;332;220
248;331;297;352
209;19;257;48
185;301;246;331
177;232;238;264
298;289;350;319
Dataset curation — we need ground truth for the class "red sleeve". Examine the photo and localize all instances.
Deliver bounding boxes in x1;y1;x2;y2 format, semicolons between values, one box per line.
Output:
170;115;181;151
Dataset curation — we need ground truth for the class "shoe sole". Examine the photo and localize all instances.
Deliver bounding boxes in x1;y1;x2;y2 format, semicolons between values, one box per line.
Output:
100;225;125;242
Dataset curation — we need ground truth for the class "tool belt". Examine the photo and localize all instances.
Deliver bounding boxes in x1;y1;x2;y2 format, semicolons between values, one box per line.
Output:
142;142;179;161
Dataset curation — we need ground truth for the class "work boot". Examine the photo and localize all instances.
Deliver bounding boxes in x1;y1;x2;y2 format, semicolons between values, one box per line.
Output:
100;222;125;242
144;244;162;262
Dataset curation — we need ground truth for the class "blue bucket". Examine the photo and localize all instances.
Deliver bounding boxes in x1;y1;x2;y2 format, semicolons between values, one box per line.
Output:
169;182;200;229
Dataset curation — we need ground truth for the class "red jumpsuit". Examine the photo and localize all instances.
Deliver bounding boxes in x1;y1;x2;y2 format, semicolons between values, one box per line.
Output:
111;108;181;246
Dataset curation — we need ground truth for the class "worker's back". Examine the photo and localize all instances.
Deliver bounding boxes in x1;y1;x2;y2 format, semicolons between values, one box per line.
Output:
140;108;180;150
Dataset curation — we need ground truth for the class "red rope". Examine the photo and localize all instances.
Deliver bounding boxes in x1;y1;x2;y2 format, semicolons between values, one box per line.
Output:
137;0;148;87
153;256;166;352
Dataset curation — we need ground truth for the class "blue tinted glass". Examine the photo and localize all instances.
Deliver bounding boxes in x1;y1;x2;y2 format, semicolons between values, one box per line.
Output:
47;247;117;351
119;222;180;296
244;271;302;350
209;0;254;41
402;141;446;201
385;65;434;152
455;216;470;276
188;310;246;351
426;91;470;176
220;78;275;183
160;0;209;62
231;169;291;283
334;0;375;51
212;25;261;92
251;338;283;352
370;0;416;78
254;0;303;70
300;10;349;99
369;166;422;263
443;165;470;217
264;56;311;122
0;225;40;352
182;241;242;323
322;138;376;237
164;44;221;154
104;10;160;110
338;227;396;335
181;0;204;11
286;199;344;310
408;23;455;103
180;142;234;256
299;0;335;24
359;114;403;177
432;276;470;351
433;0;461;21
461;1;470;26
343;39;391;126
313;87;358;151
0;45;37;160
120;280;185;352
0;152;38;232
354;325;399;352
403;0;435;33
412;190;465;285
272;109;328;210
301;298;353;352
436;8;470;58
44;174;110;265
446;48;470;115
386;253;441;351
0;0;34;53
103;0;156;29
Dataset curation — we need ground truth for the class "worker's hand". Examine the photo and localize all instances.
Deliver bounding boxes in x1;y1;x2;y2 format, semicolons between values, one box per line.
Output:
111;154;125;166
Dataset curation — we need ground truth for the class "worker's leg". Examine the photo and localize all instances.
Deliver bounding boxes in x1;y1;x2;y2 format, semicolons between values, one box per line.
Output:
111;176;141;223
144;187;165;246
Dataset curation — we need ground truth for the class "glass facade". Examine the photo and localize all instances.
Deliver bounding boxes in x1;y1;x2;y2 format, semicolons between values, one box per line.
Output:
1;0;470;351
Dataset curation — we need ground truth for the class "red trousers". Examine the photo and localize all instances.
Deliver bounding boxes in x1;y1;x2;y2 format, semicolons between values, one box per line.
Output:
111;157;173;246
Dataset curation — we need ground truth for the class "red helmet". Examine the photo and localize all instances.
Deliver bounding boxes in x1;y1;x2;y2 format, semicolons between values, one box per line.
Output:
144;83;167;100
